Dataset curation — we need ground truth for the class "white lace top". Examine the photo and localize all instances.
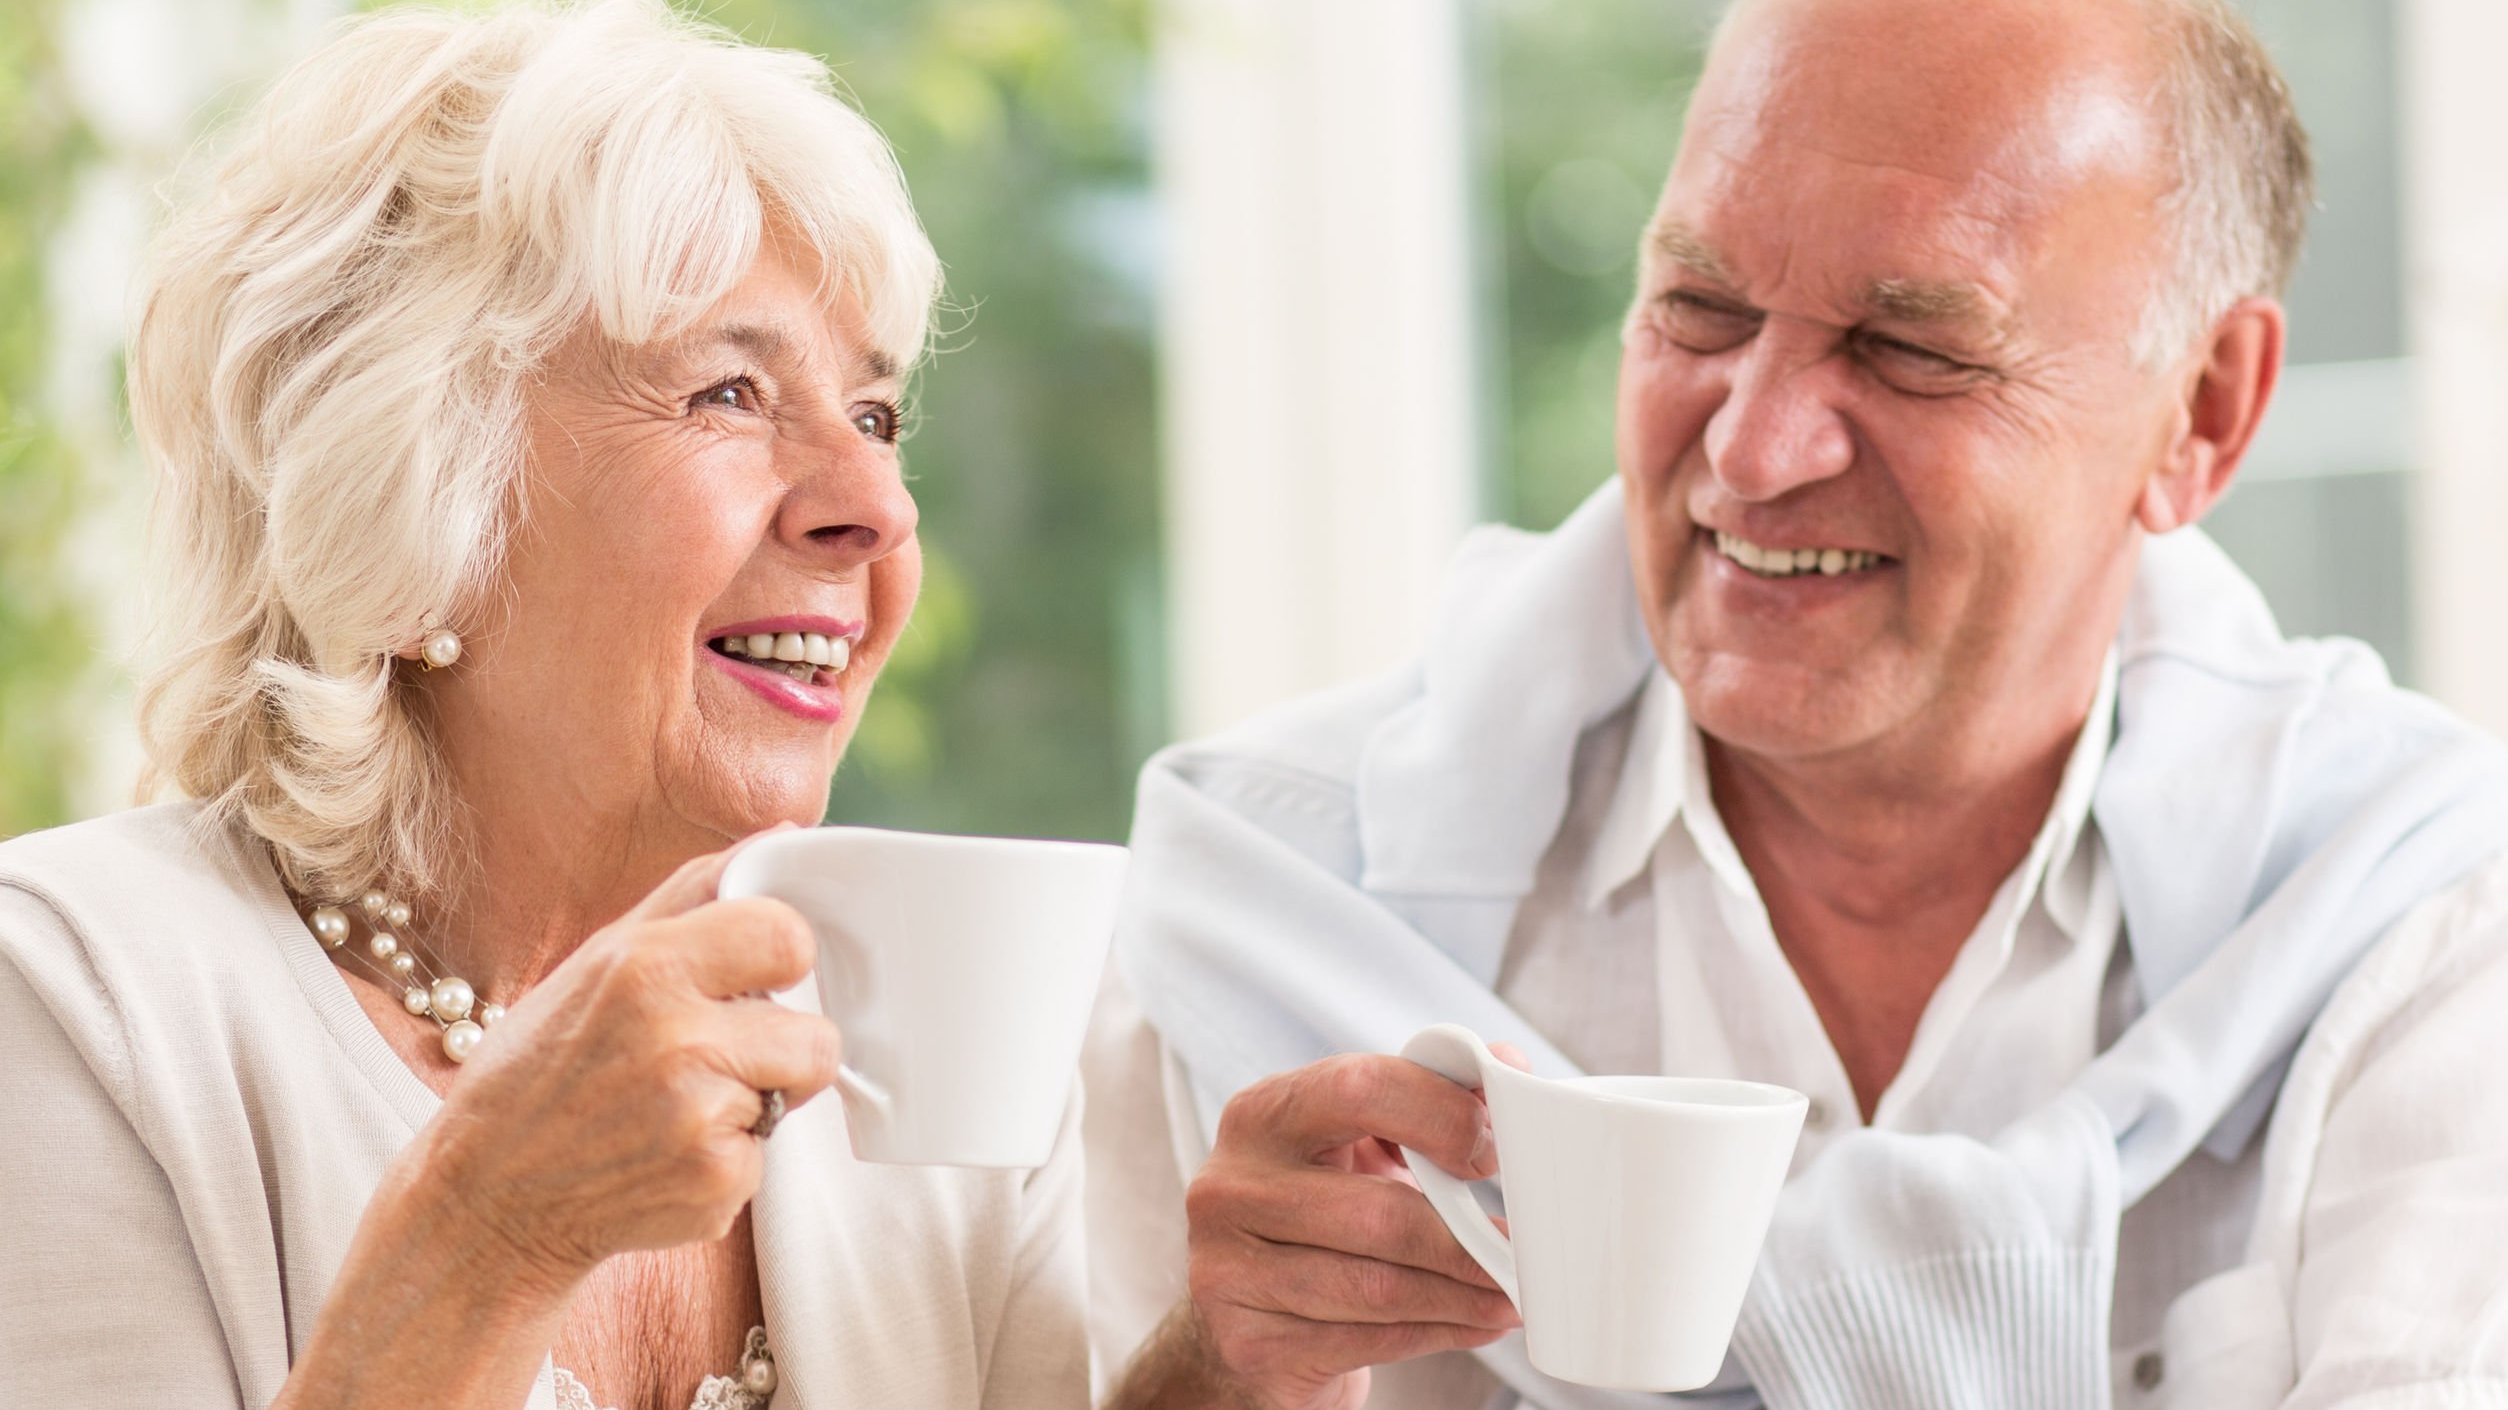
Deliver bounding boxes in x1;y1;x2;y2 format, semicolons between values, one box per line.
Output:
550;1327;776;1410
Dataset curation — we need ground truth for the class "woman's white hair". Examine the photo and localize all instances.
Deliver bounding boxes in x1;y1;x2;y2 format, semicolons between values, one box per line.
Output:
130;0;941;903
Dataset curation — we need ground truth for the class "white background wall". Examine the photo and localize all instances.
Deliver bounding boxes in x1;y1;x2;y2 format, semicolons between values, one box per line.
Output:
1151;0;1482;738
2404;0;2508;740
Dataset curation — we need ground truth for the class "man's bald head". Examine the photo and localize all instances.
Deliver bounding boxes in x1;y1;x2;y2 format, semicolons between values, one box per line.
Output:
1693;0;2310;366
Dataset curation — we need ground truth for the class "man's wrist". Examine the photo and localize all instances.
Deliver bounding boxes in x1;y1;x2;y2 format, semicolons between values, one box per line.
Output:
1102;1301;1273;1410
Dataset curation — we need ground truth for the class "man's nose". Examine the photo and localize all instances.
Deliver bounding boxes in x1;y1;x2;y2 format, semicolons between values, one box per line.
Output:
778;431;919;571
1701;326;1856;501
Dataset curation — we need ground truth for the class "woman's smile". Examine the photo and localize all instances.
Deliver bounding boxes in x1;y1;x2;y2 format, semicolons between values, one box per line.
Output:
703;615;866;723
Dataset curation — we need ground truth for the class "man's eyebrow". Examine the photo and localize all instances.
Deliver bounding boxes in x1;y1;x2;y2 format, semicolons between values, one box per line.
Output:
1863;278;1998;328
1644;219;1737;284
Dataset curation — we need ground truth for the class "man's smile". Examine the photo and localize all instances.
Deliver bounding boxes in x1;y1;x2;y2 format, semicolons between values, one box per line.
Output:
1710;529;1893;579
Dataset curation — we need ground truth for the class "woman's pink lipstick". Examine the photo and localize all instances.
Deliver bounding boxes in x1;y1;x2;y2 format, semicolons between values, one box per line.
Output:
701;616;864;724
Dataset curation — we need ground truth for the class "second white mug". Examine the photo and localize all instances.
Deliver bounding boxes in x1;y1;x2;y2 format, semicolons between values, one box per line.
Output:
1397;1023;1807;1391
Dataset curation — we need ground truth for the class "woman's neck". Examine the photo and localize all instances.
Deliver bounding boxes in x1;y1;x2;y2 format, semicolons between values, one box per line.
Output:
420;802;719;1004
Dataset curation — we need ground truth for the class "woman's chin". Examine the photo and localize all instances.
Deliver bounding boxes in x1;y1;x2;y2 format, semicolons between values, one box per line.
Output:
665;740;843;840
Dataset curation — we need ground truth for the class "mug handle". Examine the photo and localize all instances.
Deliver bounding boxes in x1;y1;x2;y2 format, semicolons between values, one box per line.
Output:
835;1064;894;1123
1395;1024;1520;1307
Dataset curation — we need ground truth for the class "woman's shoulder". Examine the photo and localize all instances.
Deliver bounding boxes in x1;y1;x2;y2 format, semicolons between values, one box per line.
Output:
0;801;301;1058
0;798;260;908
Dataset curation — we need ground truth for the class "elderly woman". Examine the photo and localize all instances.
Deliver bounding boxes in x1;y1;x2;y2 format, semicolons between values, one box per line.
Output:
0;3;1089;1408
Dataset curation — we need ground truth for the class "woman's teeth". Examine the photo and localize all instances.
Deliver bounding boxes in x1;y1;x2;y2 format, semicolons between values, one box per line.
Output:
713;630;852;682
1714;530;1885;579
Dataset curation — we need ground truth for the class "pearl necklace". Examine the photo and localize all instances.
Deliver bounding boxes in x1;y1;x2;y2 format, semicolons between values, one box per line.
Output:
304;890;504;1062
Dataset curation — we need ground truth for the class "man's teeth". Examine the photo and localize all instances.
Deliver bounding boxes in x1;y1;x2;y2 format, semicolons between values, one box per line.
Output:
714;630;853;681
1713;531;1884;578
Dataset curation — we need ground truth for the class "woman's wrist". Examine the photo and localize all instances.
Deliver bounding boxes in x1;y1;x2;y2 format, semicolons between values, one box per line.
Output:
271;1131;588;1410
402;1113;601;1305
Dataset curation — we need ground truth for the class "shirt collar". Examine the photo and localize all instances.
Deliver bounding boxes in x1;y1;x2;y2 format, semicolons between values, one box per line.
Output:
1580;651;2121;923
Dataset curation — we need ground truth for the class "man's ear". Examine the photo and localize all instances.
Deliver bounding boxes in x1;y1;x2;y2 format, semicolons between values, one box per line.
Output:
2138;297;2285;535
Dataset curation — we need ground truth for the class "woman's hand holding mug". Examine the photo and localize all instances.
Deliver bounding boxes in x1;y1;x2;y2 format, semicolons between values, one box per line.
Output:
395;840;845;1290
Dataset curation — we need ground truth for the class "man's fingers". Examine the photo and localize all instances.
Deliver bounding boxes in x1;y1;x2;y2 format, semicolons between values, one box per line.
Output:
1219;1055;1496;1178
1196;1240;1518;1331
1202;1304;1512;1388
1219;1168;1502;1289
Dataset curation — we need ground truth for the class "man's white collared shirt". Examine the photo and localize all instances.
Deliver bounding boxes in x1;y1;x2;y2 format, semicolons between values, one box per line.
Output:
1449;655;2258;1403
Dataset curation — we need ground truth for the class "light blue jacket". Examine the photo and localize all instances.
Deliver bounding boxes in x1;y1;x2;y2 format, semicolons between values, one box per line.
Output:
1116;481;2508;1408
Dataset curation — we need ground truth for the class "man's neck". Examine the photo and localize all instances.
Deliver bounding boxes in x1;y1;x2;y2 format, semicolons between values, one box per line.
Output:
1704;668;2105;1116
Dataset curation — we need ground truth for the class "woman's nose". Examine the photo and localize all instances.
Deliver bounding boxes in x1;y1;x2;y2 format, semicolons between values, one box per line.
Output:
777;431;919;571
1701;327;1856;502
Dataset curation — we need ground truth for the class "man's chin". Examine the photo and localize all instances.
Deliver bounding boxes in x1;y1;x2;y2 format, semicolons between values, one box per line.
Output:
1670;655;1898;763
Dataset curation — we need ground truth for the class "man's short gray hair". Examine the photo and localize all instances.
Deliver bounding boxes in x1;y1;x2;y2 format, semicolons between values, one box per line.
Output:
2139;0;2316;365
1705;0;2315;367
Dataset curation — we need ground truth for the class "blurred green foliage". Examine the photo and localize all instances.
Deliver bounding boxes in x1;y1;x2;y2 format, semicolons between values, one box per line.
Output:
0;0;99;837
1474;0;1713;531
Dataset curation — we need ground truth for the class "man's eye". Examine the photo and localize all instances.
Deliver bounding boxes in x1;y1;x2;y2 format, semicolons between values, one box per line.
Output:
1854;332;1982;392
692;376;760;413
851;401;902;444
1656;292;1762;354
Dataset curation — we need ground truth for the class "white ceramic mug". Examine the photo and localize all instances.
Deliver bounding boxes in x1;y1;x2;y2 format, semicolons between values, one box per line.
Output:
719;826;1128;1168
1397;1023;1807;1391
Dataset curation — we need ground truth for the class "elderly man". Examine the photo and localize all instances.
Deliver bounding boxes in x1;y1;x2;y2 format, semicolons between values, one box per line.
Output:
1092;0;2508;1408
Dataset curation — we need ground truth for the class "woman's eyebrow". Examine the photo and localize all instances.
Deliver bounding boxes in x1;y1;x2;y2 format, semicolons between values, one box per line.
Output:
702;322;795;364
698;321;899;383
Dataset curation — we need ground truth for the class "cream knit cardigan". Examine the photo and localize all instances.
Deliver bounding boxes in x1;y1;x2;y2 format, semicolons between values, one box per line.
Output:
0;802;1091;1409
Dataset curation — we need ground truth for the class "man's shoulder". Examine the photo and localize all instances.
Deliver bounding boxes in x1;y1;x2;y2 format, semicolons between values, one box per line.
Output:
1147;666;1425;800
2314;851;2508;1057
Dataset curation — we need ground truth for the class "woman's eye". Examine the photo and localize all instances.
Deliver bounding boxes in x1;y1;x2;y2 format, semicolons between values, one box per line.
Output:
851;401;902;444
1656;292;1762;354
692;377;760;413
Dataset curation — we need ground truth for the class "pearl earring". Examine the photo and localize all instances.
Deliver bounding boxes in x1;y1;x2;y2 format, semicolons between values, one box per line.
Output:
419;627;462;671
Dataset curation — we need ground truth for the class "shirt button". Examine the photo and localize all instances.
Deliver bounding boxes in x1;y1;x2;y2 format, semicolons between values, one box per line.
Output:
2133;1350;2165;1392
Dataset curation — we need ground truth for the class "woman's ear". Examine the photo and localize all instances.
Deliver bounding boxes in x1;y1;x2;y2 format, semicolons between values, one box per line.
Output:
2138;297;2286;535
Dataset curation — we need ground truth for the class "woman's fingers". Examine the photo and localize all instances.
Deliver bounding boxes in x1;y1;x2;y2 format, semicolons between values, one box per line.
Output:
660;896;819;998
710;1001;844;1109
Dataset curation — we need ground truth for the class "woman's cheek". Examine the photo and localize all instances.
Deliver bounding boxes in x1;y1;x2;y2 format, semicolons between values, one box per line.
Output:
864;534;923;673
